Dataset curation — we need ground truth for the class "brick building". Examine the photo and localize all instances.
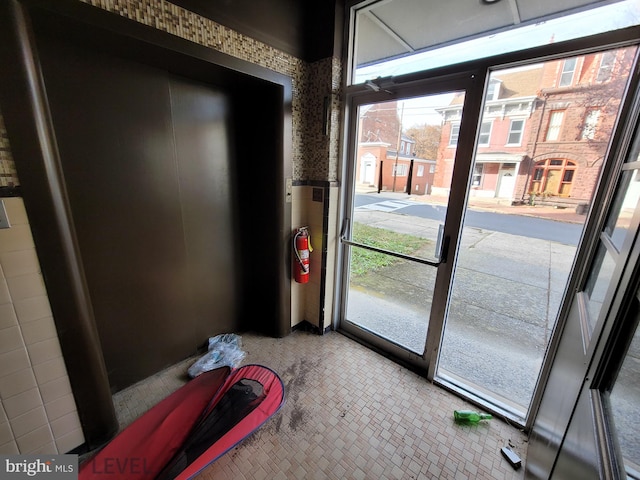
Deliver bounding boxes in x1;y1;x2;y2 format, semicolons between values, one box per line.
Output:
525;46;636;206
356;101;436;194
433;46;635;207
434;66;541;201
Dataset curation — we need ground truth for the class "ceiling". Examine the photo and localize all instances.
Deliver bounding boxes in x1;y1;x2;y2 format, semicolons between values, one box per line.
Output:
170;0;338;62
353;0;629;66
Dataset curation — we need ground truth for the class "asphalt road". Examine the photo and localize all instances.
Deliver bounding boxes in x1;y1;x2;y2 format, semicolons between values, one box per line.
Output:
355;193;583;245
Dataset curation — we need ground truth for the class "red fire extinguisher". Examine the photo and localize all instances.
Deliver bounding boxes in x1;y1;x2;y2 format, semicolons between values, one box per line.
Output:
293;227;313;283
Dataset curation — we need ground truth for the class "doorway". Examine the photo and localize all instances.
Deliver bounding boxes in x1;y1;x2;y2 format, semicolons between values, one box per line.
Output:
339;72;478;370
497;170;515;198
338;45;637;425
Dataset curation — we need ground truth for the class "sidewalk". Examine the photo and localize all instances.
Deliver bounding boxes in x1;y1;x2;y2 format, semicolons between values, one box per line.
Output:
349;199;579;409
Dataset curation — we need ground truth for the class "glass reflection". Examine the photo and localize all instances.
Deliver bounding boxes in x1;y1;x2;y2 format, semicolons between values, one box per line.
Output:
585;244;617;335
605;170;640;251
608;313;640;476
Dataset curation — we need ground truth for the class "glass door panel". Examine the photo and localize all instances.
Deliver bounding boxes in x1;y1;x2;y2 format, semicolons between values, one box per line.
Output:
347;250;437;353
437;46;636;420
608;313;640;477
343;91;463;355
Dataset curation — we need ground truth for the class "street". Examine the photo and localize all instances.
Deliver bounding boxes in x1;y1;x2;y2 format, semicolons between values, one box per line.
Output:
355;193;583;245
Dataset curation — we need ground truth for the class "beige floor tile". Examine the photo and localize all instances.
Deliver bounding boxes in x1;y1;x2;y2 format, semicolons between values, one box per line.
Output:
104;330;528;479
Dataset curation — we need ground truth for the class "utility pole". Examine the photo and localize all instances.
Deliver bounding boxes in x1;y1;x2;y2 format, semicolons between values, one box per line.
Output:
392;102;404;193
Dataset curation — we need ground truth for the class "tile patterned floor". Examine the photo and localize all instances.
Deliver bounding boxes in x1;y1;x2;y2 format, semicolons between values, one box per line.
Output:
111;330;528;479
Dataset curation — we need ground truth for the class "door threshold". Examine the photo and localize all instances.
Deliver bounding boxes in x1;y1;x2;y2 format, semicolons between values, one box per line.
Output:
434;373;527;430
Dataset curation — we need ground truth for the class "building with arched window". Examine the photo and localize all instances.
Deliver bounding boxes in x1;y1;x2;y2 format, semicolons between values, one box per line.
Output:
434;48;636;209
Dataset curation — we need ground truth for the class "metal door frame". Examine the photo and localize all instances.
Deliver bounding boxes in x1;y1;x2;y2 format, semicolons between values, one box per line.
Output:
336;69;486;374
335;25;640;431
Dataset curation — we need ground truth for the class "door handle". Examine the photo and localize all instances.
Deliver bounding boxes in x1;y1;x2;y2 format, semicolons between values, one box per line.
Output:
340;217;350;239
438;235;450;264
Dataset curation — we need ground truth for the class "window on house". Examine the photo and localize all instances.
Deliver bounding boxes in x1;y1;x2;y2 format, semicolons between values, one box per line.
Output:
559;57;577;86
486;80;501;100
417;165;425;177
596;51;616;82
546;111;565;141
401;141;406;153
471;164;483;187
560;169;575;195
429;165;435;174
478;121;492;145
393;164;408;176
507;119;524;145
531;167;544;193
449;123;460;146
529;158;577;196
582;109;601;140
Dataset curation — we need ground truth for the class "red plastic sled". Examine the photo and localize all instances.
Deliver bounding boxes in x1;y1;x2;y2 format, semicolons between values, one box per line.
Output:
79;364;285;480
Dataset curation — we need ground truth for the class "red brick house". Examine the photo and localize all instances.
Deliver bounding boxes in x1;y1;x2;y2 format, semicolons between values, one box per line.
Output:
525;47;636;206
434;66;542;201
356;102;436;194
433;47;634;207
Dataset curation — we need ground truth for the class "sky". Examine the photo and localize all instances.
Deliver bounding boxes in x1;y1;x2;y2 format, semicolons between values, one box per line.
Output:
397;94;456;128
354;0;640;83
359;0;640;129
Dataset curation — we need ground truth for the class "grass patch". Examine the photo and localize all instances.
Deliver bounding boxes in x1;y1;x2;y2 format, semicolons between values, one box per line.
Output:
350;222;430;276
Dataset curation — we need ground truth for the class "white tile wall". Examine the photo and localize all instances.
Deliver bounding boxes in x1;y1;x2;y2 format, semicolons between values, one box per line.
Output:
0;197;84;454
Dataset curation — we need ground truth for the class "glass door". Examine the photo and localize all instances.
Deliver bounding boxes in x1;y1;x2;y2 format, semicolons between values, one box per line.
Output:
339;72;481;369
339;45;637;426
436;47;637;423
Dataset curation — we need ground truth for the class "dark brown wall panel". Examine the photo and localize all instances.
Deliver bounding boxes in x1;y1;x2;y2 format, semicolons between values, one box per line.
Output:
231;83;288;336
169;76;238;342
0;0;291;445
35;37;243;391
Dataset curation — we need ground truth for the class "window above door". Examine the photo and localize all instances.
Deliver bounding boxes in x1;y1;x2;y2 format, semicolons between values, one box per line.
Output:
349;0;640;84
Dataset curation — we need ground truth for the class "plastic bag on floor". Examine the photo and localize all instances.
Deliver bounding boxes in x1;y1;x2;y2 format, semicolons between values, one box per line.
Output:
188;333;246;378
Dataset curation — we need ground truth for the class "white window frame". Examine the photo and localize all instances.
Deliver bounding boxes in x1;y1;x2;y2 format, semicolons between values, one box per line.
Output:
393;164;408;176
486;80;501;101
596;51;616;82
547;111;565;141
471;163;484;187
478;121;492;146
417;165;425;177
507;119;525;145
582;109;601;140
449;123;460;146
559;58;577;87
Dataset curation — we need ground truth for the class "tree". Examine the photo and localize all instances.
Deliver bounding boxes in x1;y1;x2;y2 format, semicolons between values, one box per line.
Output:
406;124;442;159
